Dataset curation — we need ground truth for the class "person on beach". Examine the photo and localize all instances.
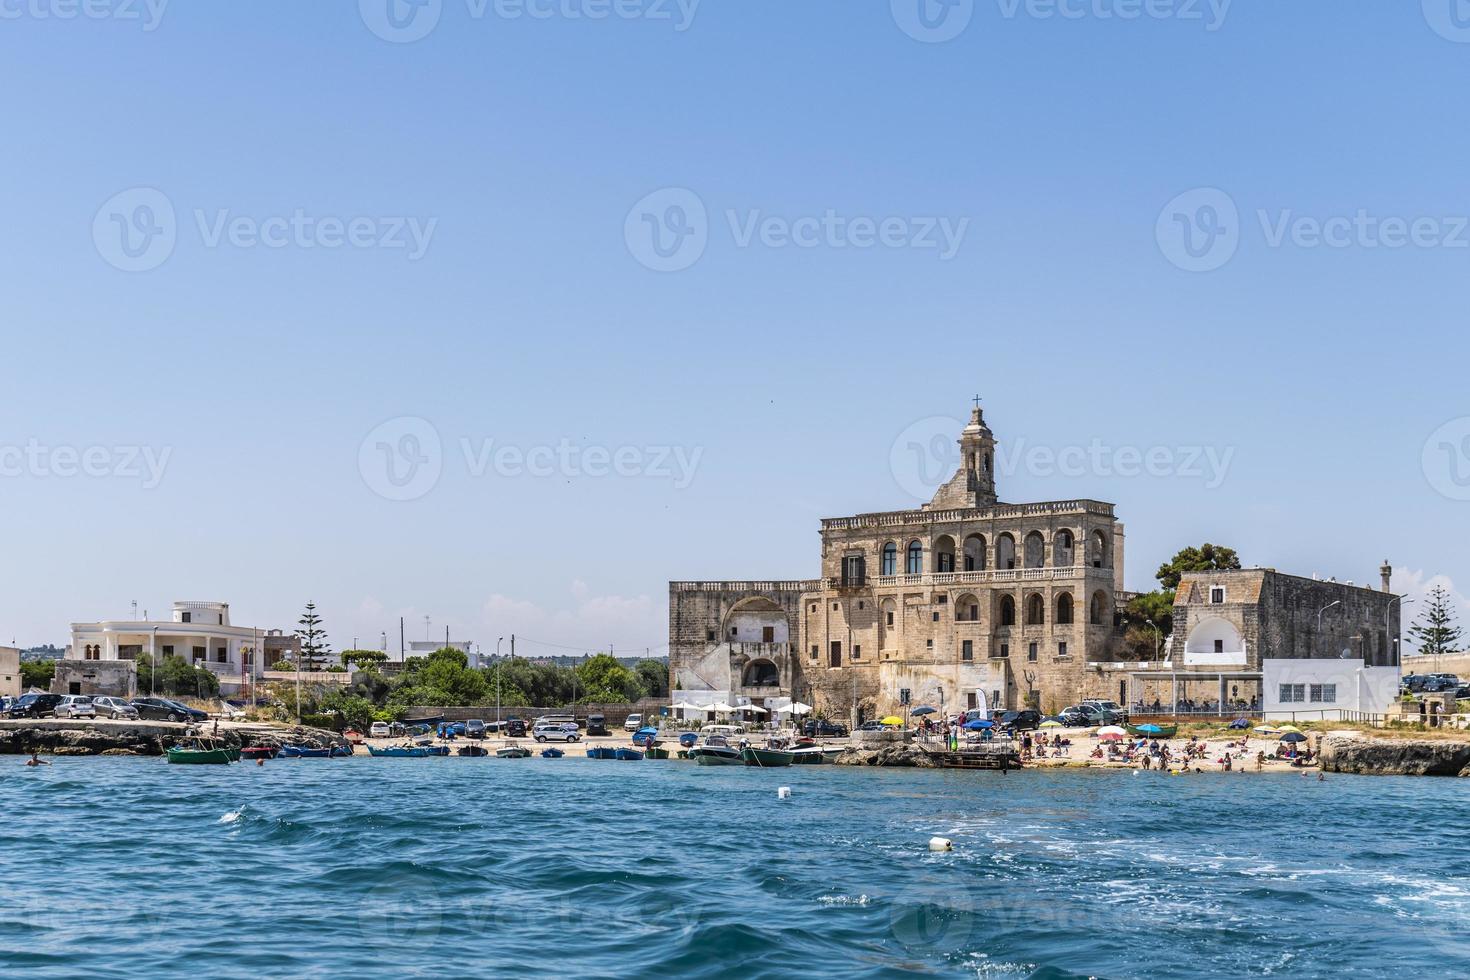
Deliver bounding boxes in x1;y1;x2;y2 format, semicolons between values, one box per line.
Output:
1222;752;1232;772
24;751;49;767
1256;751;1265;772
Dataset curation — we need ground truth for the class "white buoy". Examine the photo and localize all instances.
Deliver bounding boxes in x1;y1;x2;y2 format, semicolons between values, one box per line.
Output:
778;786;791;800
928;836;953;852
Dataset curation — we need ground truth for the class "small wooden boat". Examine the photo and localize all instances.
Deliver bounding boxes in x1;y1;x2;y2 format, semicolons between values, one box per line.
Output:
330;744;354;757
540;747;564;758
645;746;670;760
587;747;619;760
741;746;795;768
1127;723;1178;738
423;745;451;757
343;728;365;745
614;748;643;761
281;746;332;758
368;745;429;758
457;744;489;757
240;745;278;761
166;737;235;765
496;745;531;759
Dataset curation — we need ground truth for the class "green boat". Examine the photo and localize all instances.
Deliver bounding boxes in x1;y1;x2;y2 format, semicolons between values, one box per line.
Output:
166;738;236;765
740;747;795;768
1127;723;1177;738
645;746;670;760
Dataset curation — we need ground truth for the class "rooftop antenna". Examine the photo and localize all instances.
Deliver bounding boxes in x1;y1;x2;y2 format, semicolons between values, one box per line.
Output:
424;615;432;641
131;599;138;620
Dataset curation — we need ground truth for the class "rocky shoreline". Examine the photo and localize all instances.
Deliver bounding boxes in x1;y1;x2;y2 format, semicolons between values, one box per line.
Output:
1318;731;1470;777
0;722;345;757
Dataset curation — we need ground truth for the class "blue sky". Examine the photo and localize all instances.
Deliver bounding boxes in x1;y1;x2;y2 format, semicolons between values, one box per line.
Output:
3;0;1469;654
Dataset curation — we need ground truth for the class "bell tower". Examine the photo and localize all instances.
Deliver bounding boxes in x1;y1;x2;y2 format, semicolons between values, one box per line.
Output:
928;396;999;509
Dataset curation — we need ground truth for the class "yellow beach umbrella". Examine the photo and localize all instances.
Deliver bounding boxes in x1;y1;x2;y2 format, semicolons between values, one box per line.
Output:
1277;725;1302;734
1039;720;1063;728
880;716;904;726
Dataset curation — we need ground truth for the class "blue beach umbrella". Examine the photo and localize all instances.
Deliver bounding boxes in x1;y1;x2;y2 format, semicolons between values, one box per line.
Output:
1228;718;1250;730
1134;723;1165;735
910;706;937;716
963;719;993;730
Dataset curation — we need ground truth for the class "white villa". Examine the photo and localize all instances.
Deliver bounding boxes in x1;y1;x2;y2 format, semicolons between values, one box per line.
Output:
68;601;285;695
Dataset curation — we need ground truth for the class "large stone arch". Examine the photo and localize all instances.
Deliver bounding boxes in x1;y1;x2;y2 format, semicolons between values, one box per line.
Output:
722;596;790;644
1183;616;1245;662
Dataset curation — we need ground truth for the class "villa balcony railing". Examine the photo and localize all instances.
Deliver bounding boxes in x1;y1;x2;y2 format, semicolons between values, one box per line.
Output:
821;499;1115;531
870;566;1108;588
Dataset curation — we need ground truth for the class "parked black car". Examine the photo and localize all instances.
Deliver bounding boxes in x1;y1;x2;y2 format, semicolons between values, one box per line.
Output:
585;714;611;736
505;717;527;738
999;709;1043;732
464;720;486;739
131;697;207;723
801;718;849;738
8;693;64;718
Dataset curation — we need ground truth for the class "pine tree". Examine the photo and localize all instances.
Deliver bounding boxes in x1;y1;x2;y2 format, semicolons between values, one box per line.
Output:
295;601;332;670
1407;586;1464;657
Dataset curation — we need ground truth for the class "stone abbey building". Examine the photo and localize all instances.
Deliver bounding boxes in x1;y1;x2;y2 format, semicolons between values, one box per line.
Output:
670;404;1131;723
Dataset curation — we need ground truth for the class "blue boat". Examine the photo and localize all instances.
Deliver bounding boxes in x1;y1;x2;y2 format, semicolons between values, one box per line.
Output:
614;748;643;761
587;747;619;759
330;744;354;757
632;727;660;747
678;732;699;748
280;745;332;758
367;745;429;758
540;748;564;758
423;745;450;756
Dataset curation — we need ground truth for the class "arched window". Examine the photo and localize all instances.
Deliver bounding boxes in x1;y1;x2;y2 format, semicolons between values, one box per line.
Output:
742;659;780;688
996;533;1016;570
880;542;897;577
933;535;955;573
1024;532;1045;569
906;540;923;575
963;534;986;571
1026;593;1045;625
1055;592;1074;625
956;594;980;622
1090;530;1109;569
999;595;1016;627
1053;530;1075;567
1090;590;1108;626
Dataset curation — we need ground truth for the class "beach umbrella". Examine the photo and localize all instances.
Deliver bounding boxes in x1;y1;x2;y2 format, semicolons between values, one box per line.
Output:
911;706;938;716
708;702;735;714
1134;723;1165;735
741;704;769;715
782;702;813;716
1253;725;1280;735
1279;732;1307;743
880;716;904;726
1039;720;1063;728
963;719;993;730
1277;724;1302;734
1227;718;1250;730
1097;725;1127;738
1098;731;1125;741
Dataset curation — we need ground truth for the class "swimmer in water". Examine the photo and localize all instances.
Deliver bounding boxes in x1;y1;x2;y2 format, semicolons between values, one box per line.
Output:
24;751;50;767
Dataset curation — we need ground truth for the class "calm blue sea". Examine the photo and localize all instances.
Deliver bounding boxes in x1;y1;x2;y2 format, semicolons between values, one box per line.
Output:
0;757;1464;979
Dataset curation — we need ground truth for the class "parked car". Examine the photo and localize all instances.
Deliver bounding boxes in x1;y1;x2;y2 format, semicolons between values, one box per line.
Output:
801;718;849;738
1057;705;1090;727
586;713;611;736
8;693;64;718
623;713;644;732
131;697;207;723
999;709;1043;732
91;696;139;720
536;714;578;730
369;721;391;738
855;720;886;733
1081;700;1127;723
533;722;581;743
505;717;527;738
54;695;97;719
465;719;486;739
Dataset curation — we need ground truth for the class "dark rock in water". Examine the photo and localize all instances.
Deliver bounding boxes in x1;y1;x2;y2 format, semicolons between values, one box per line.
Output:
1318;732;1470;777
0;722;344;756
833;744;942;768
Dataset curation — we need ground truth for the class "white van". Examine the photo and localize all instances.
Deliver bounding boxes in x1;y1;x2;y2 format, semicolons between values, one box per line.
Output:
623;713;644;732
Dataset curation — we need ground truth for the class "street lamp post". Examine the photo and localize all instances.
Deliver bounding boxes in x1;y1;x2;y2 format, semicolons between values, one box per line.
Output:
1317;600;1341;657
1387;597;1412;668
1145;619;1162;663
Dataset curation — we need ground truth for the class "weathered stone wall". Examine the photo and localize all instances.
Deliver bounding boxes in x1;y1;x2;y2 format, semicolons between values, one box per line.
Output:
668;581;816;697
50;659;135;697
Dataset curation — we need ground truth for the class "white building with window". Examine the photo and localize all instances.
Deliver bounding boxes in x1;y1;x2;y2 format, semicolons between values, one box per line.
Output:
69;601;277;695
1262;658;1399;722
